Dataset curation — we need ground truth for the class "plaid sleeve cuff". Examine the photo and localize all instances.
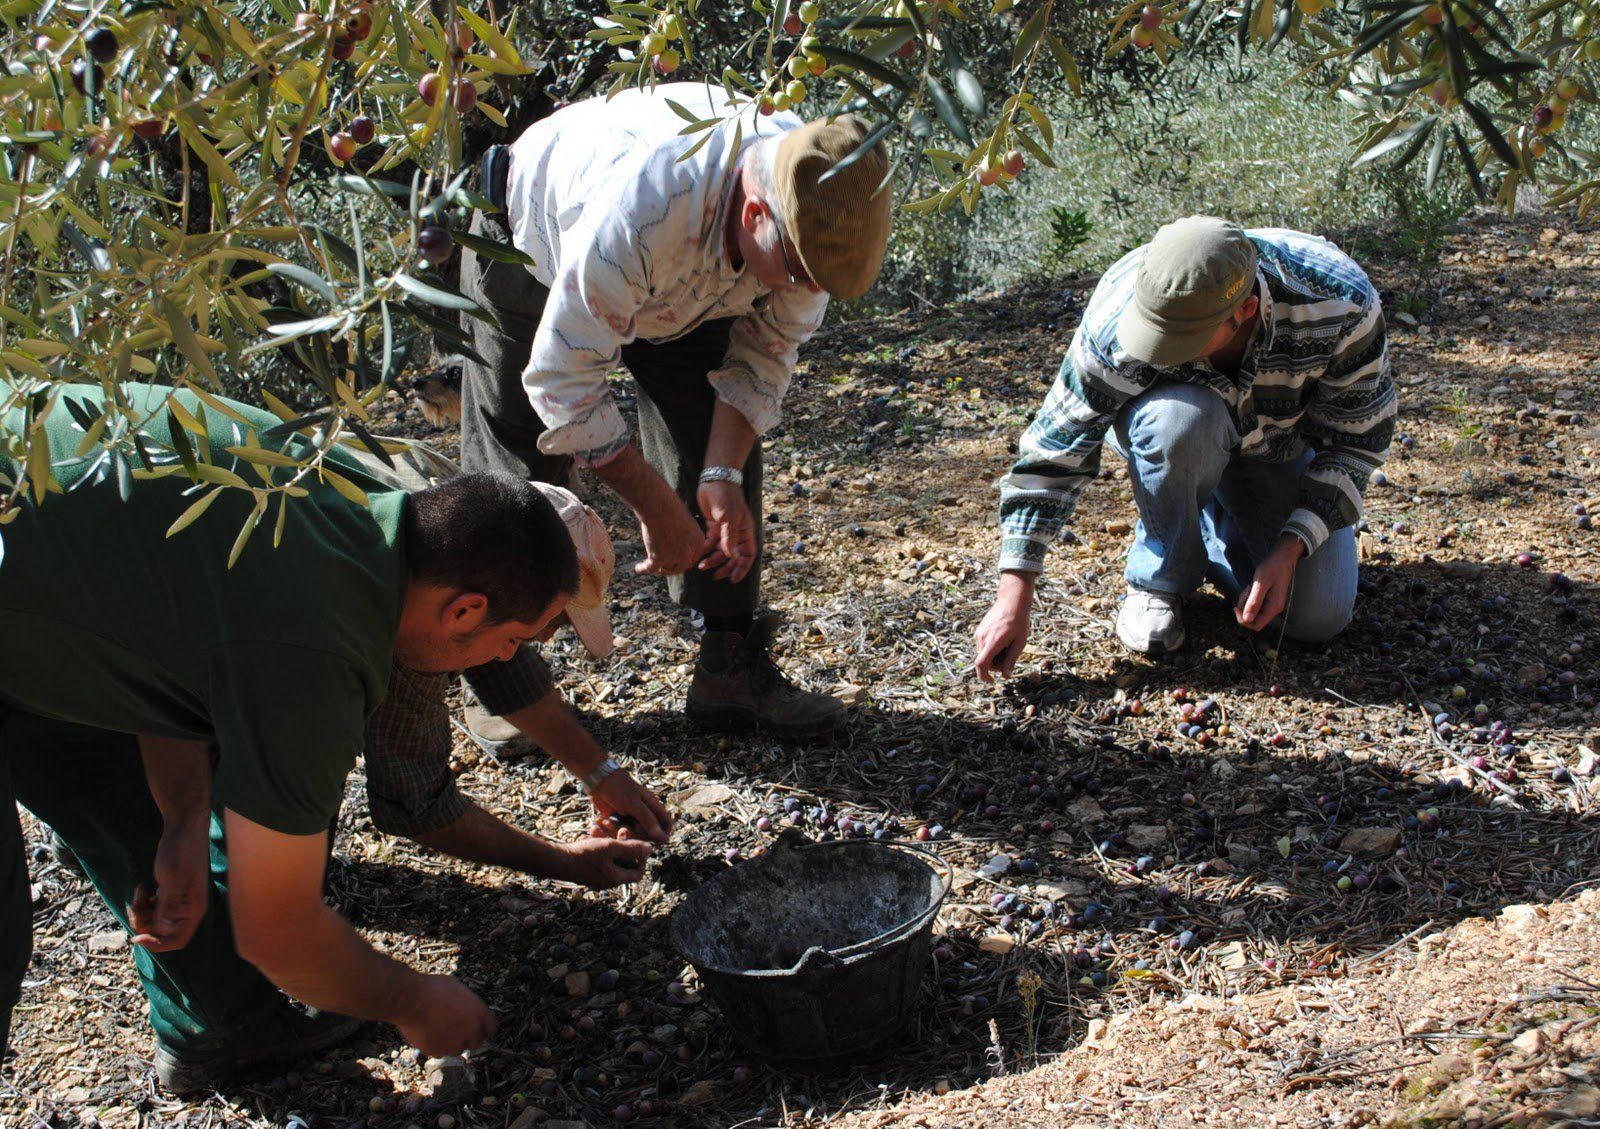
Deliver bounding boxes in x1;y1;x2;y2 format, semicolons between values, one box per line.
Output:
364;665;470;837
463;645;555;717
368;771;471;837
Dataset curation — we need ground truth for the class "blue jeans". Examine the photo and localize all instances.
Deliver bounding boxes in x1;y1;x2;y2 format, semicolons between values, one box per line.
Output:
1109;383;1357;643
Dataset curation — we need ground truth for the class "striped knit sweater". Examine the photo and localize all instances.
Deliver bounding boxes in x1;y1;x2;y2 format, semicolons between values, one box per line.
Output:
998;228;1397;575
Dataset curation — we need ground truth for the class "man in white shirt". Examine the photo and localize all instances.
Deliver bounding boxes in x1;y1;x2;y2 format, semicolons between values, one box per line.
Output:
458;83;892;734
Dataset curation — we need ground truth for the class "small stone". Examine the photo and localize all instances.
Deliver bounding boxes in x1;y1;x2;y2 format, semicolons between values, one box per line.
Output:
1082;1017;1112;1049
673;783;736;814
836;684;869;706
1124;824;1166;850
978;853;1013;878
679;1080;720;1107
1499;904;1544;930
564;970;591;997
978;933;1017;955
88;930;126;953
1427;1051;1470;1081
1067;795;1106;824
1339;827;1402;857
425;1055;476;1101
1511;1028;1546;1055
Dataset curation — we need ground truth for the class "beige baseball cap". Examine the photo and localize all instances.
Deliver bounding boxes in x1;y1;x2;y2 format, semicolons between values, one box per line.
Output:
774;114;892;301
1121;216;1259;367
529;482;615;660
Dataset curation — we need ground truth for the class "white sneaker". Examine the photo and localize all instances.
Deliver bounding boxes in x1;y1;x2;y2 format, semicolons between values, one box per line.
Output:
1116;587;1186;654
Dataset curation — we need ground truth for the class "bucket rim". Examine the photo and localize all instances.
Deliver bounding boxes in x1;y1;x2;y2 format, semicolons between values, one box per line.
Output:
668;834;954;979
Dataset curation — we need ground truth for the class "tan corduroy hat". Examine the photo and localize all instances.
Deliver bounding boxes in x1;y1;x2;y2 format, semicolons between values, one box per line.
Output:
1121;216;1259;367
774;114;892;301
528;482;615;660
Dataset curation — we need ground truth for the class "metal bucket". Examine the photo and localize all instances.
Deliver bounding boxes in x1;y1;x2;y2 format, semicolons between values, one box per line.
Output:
669;830;952;1067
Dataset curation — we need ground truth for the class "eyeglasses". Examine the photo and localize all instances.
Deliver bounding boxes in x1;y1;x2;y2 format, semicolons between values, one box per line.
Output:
767;206;811;289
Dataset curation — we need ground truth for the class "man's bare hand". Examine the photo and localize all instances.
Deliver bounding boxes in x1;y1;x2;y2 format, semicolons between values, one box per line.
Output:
975;571;1037;682
1236;535;1306;632
394;974;498;1058
589;443;710;576
128;815;210;952
636;496;709;576
589;769;674;843
696;480;757;584
558;837;653;889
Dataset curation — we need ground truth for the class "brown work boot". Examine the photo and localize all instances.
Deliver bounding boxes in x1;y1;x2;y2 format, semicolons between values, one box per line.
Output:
462;698;535;759
686;613;846;734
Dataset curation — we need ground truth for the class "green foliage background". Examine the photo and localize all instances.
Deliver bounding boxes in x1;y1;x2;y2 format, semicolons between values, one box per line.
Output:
3;0;1599;551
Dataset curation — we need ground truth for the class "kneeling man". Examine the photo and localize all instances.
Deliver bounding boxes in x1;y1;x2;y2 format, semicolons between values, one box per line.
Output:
976;216;1396;677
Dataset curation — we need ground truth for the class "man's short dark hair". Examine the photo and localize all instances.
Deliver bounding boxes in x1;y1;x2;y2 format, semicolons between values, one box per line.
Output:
405;472;580;623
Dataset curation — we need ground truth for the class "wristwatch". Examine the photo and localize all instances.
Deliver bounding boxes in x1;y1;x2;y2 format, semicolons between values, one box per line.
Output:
579;757;622;794
699;465;744;487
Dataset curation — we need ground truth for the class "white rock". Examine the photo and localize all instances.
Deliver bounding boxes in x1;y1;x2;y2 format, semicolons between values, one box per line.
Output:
1500;904;1544;930
1082;1017;1112;1049
978;854;1013;878
1512;1027;1547;1055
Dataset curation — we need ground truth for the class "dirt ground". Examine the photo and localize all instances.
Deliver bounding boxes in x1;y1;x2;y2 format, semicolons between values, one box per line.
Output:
6;210;1600;1128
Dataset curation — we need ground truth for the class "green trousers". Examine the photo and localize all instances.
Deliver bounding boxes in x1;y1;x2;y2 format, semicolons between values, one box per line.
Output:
0;707;282;1056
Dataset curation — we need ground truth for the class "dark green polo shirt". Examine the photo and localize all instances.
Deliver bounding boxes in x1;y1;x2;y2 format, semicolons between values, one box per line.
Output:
0;384;406;835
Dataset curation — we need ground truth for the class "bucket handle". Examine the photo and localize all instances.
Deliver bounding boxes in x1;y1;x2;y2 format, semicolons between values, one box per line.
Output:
792;945;844;975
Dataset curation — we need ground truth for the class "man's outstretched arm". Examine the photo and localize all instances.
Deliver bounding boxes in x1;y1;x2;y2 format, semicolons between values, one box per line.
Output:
224;809;497;1057
410;803;652;889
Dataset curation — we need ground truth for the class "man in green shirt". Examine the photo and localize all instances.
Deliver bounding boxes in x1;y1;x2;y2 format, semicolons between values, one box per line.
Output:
0;383;652;1091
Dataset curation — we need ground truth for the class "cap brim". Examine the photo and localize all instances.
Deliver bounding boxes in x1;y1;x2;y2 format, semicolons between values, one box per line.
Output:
1118;306;1221;367
567;603;615;661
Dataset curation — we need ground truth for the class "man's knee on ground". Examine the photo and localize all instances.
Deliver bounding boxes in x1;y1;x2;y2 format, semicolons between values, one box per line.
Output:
1124;386;1234;472
1283;599;1353;644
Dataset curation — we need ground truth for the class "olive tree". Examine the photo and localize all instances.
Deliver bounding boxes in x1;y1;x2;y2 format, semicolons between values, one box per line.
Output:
598;0;1596;212
1;0;1593;554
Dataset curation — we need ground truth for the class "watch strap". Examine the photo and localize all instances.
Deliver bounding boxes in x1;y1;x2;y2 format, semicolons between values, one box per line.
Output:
580;757;622;793
699;465;745;487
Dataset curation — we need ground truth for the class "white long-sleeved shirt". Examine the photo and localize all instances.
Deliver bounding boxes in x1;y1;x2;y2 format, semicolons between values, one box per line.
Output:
505;83;829;462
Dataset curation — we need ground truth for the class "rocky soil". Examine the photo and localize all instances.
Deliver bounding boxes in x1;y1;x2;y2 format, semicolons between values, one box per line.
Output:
5;209;1600;1128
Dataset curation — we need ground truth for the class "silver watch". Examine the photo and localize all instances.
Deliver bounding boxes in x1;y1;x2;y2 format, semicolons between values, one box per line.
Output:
579;757;622;793
699;465;744;487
